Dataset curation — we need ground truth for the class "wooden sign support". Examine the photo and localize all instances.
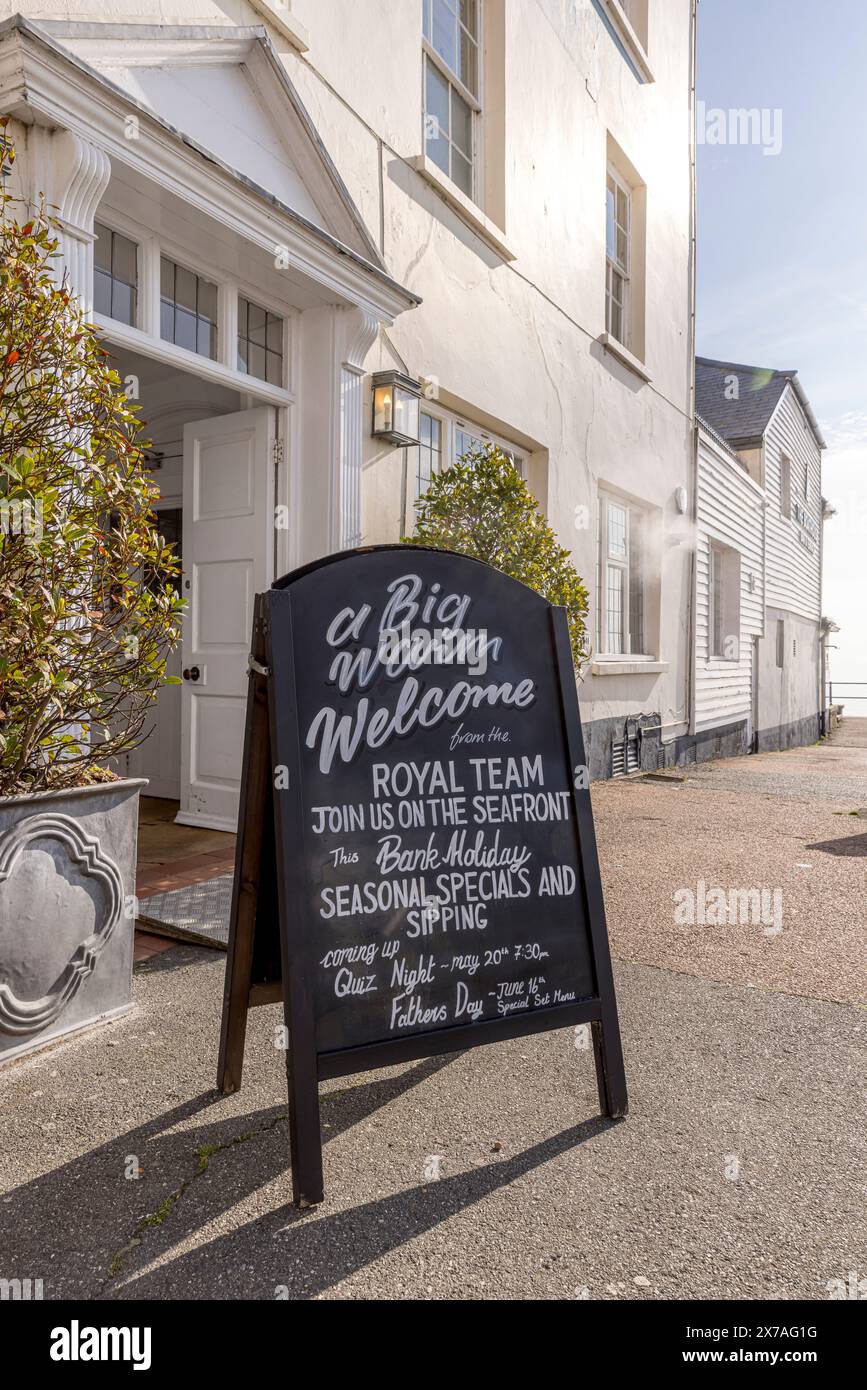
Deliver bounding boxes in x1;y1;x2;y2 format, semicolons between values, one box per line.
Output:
219;549;627;1207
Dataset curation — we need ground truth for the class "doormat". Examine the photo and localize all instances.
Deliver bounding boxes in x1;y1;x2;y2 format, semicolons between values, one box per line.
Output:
137;874;233;950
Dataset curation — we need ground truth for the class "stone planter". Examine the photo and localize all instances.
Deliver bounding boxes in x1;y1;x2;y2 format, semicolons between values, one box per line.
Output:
0;778;146;1065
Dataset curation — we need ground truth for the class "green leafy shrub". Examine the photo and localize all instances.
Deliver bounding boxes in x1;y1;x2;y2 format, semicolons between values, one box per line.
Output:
405;443;589;668
0;124;183;795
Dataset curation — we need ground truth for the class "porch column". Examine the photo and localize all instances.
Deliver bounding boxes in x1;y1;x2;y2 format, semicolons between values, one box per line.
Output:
297;303;380;565
22;126;111;312
336;306;379;549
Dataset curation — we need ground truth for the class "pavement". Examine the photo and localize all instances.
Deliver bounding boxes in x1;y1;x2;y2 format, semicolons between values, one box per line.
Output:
1;726;865;1301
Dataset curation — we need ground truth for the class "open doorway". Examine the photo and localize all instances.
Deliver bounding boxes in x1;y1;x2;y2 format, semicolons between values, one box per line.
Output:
111;348;243;807
109;348;282;843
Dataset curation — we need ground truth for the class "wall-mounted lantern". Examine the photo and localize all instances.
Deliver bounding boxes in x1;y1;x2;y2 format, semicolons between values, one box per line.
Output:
371;370;421;446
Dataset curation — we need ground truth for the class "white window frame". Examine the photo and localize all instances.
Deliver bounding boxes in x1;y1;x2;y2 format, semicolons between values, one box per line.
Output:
606;165;631;348
93;219;140;329
412;403;526;503
597;491;648;658
779;453;792;520
90;208;296;408
422;0;483;205
709;540;741;662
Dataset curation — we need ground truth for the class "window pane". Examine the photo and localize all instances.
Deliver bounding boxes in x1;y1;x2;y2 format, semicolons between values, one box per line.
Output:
629;512;644;654
432;0;458;73
606;182;617;260
197;315;216;358
616;226;628;269
423;0;431;41
238;297;250;338
425;56;451;140
198;277;218;325
160;300;174;341
248;343;266;382
160;257;174;299
175;265;197;313
94;223;111;273
416;411;442;497
460;0;478;38
111;279;135;327
451;150;473;197
93;268;112;317
267;314;283;353
607;501;627;561
175;307;198;353
451;88;472;157
266;350;283;386
459;28;478;95
606;565;624;654
112;231;137;286
248;301;268;347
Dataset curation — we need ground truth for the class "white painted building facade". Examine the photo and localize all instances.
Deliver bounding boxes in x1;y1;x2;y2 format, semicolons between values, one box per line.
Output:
2;2;702;827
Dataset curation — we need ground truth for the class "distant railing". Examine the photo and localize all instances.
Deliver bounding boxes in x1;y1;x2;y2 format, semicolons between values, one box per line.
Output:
827;682;867;705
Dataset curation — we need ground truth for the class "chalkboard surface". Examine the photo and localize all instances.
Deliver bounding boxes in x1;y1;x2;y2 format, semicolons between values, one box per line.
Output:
219;545;627;1206
279;548;596;1055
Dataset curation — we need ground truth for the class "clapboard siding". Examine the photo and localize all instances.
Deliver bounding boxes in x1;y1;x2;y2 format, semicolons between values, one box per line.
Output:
694;428;765;733
763;385;822;619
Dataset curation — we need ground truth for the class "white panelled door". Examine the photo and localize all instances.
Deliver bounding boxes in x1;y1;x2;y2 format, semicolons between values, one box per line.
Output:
178;407;274;830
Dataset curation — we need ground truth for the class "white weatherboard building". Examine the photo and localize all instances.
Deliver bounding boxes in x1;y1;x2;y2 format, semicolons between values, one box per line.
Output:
12;3;827;829
694;358;826;755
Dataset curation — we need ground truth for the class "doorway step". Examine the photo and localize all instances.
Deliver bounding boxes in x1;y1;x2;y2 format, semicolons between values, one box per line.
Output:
136;797;235;951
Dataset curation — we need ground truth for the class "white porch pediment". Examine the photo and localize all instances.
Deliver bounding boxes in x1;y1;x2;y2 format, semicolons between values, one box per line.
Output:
30;20;380;267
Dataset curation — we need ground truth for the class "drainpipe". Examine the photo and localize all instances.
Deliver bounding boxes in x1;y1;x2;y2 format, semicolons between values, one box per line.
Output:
684;0;699;750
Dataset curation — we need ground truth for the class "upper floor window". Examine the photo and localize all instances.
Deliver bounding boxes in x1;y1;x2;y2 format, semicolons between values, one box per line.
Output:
237;296;284;386
618;0;649;50
160;257;218;360
598;493;647;656
93;222;138;326
423;0;480;200
606;167;631;347
779;454;792;519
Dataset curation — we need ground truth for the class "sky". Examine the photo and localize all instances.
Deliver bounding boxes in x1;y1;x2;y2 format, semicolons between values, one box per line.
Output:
696;0;866;697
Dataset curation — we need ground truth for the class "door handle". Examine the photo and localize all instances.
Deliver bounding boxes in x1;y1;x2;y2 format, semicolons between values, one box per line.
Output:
182;666;201;683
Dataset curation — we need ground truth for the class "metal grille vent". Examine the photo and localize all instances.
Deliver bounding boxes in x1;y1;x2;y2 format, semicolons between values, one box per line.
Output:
611;736;639;778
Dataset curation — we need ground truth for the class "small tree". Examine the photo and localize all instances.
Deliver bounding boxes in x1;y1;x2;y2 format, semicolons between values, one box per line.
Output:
405;444;590;668
0;123;183;796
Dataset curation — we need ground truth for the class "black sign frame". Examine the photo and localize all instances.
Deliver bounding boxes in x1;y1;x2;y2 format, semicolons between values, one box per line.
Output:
218;546;627;1206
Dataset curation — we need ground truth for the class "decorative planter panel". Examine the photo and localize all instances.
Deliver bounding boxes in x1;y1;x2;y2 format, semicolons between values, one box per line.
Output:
0;780;145;1064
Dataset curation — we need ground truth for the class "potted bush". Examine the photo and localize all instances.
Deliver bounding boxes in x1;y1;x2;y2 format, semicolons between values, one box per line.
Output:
0;125;182;1062
405;443;590;668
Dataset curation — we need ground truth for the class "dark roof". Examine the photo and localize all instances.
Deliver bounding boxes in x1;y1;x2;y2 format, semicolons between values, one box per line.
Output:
696;356;826;450
695;357;798;447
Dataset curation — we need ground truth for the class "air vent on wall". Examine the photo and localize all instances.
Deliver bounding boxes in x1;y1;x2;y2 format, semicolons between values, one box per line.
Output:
611;735;639;778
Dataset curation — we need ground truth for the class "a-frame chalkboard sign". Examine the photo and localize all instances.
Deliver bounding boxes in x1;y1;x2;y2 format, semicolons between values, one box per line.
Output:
218;546;627;1206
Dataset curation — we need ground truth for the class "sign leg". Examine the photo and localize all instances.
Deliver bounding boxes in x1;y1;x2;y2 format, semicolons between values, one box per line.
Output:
285;1055;324;1207
217;599;270;1094
591;1011;628;1119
